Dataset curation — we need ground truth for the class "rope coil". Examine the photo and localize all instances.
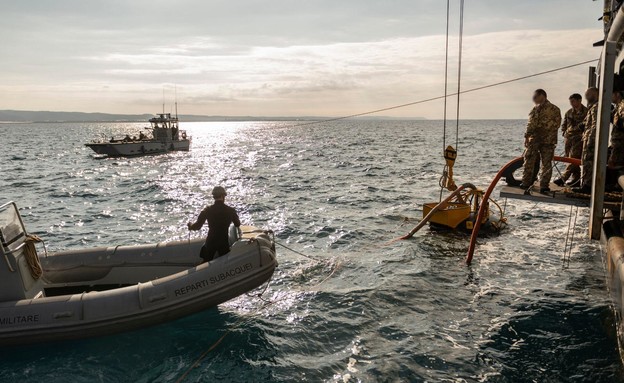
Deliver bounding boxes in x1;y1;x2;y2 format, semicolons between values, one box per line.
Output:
23;235;43;280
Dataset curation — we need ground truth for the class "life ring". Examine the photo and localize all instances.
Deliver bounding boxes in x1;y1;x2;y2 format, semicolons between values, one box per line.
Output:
181;132;187;140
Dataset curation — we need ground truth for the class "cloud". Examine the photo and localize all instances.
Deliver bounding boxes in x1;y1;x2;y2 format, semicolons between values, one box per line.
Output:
0;0;603;118
22;28;593;118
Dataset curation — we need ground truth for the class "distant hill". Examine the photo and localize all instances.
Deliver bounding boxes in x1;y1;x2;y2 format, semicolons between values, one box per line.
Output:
0;110;153;123
0;110;426;123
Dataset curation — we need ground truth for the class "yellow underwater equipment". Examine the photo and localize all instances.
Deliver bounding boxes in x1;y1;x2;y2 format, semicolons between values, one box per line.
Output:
401;148;506;238
423;187;491;232
431;146;476;230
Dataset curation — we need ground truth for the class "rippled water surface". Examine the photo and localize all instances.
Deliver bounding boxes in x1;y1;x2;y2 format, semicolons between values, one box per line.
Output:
0;120;622;382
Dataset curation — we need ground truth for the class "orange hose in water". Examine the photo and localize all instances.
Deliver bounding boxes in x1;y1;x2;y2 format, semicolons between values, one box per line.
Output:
465;156;581;265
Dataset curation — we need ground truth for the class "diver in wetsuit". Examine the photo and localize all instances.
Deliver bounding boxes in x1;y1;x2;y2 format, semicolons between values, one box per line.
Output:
187;186;241;263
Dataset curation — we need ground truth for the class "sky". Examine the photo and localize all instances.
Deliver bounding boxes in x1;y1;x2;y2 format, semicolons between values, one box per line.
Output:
0;0;606;119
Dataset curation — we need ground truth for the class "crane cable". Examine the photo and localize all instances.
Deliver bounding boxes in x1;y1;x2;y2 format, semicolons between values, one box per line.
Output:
285;59;597;129
442;0;450;152
439;0;464;197
439;0;451;200
455;0;464;150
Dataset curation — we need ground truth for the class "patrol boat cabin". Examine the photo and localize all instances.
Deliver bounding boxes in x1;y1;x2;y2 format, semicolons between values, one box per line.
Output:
85;112;190;157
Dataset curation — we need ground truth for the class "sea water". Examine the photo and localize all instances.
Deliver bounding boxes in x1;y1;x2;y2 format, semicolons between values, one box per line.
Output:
0;120;621;382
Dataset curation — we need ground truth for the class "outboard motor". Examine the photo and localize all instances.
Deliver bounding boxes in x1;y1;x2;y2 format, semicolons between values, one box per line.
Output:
0;202;45;302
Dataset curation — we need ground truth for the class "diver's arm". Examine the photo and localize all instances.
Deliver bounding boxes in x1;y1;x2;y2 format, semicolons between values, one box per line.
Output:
187;209;208;231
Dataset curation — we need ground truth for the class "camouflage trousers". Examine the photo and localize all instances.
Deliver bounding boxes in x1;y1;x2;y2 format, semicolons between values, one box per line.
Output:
610;139;624;168
561;135;583;181
581;129;596;187
522;143;556;188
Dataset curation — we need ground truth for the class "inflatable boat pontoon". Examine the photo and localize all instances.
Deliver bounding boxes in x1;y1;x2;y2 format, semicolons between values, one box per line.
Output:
0;201;277;345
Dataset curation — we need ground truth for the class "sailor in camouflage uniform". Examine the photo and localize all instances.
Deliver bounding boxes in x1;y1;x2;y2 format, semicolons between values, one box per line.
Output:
554;93;587;186
610;91;624;170
521;89;562;193
573;87;599;194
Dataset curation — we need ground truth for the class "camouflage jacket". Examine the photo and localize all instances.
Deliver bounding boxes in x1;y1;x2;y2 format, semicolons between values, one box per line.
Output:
525;100;562;145
612;100;624;143
582;102;598;142
561;104;588;139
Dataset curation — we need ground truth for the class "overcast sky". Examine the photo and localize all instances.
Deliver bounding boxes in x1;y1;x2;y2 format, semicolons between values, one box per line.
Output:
0;0;605;119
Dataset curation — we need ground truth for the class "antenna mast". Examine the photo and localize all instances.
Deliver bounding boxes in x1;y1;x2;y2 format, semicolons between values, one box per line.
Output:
175;85;178;119
162;87;165;114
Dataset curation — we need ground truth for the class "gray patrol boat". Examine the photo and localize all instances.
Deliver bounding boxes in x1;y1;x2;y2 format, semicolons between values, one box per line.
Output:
86;112;191;157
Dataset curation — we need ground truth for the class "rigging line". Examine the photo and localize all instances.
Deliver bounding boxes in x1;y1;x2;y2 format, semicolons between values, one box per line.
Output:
286;59;598;128
175;261;339;383
563;204;574;266
275;241;326;263
567;206;579;269
174;297;279;383
442;0;450;152
439;0;451;204
455;0;465;150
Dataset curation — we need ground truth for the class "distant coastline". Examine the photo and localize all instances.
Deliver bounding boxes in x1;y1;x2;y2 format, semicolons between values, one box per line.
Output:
0;110;428;124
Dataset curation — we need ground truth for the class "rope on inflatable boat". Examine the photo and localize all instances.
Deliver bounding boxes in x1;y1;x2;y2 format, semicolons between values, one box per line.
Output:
24;235;43;280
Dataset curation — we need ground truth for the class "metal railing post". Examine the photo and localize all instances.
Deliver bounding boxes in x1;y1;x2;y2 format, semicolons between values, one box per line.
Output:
590;40;617;239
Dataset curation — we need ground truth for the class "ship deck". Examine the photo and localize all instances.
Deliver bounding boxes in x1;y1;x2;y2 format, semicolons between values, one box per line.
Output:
499;182;622;210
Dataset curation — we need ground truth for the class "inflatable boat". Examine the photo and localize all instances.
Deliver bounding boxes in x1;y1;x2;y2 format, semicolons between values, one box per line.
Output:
0;201;277;345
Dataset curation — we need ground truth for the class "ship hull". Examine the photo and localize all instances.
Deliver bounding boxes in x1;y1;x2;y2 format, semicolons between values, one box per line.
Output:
602;219;624;361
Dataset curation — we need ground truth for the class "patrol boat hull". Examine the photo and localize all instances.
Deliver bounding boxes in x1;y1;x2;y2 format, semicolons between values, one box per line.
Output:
85;139;190;158
0;220;277;346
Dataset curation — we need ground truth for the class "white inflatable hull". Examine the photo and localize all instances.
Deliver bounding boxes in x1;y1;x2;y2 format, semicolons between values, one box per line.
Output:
0;230;276;345
42;237;205;291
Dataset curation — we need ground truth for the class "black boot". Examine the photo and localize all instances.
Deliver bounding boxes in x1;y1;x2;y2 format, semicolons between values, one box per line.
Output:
571;184;591;194
553;178;565;187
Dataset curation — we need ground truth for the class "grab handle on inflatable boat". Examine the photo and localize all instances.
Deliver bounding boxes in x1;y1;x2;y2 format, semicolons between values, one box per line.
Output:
3;241;26;255
53;311;74;319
